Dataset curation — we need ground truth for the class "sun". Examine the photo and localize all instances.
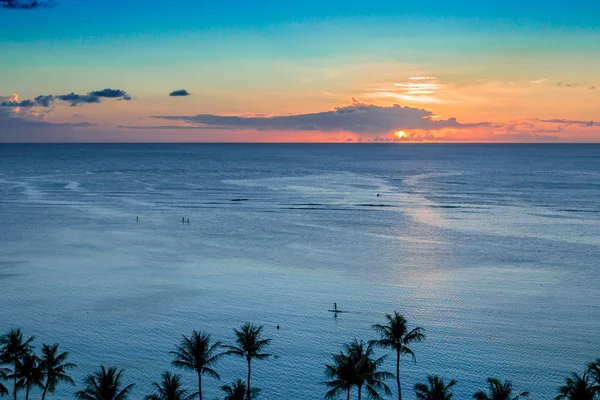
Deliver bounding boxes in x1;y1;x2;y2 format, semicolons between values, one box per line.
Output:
393;130;407;140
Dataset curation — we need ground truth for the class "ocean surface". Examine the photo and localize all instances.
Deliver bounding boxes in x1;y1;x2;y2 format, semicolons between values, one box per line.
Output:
1;144;599;399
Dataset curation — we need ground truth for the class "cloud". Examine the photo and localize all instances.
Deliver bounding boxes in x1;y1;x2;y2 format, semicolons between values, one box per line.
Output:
89;88;131;100
0;88;131;108
153;100;491;135
366;77;445;104
541;119;597;127
0;109;92;142
591;86;596;90
530;78;548;84
557;82;579;88
169;89;191;97
0;0;52;9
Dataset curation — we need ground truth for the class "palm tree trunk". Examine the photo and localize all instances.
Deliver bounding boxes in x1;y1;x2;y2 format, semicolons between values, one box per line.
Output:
13;361;17;400
25;385;29;400
197;372;202;400
246;359;251;400
346;388;350;400
41;382;49;400
396;350;401;400
358;384;362;400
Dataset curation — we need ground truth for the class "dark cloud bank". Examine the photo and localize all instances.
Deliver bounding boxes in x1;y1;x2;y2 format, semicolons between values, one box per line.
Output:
169;89;191;97
0;89;131;107
154;102;491;134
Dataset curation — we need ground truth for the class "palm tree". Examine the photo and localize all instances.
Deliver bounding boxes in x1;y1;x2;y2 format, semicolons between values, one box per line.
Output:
1;367;11;397
346;340;393;400
224;323;271;400
473;378;529;400
556;372;597;400
75;366;134;400
220;379;260;400
587;359;600;388
414;376;457;400
371;312;425;400
324;351;354;400
39;344;76;400
14;354;43;400
144;372;189;400
0;328;35;400
170;331;223;400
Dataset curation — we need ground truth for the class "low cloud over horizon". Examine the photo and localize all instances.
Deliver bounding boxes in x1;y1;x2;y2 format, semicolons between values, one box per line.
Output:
0;89;131;108
153;100;492;136
169;89;191;97
0;0;52;9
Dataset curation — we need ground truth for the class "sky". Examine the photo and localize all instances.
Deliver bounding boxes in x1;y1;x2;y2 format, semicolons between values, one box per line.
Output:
1;0;599;143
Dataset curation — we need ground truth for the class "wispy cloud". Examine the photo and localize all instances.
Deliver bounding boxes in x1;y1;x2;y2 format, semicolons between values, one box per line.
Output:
541;119;596;127
169;89;191;97
530;78;548;84
365;76;445;104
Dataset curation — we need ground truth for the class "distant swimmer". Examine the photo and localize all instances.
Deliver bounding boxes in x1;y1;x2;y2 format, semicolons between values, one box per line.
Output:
276;325;280;329
136;216;139;222
376;193;381;197
186;219;190;224
182;217;185;223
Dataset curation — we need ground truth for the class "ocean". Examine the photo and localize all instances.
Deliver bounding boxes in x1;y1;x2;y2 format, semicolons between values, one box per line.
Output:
1;144;599;399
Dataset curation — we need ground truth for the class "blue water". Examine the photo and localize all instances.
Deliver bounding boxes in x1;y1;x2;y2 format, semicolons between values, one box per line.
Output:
1;144;599;399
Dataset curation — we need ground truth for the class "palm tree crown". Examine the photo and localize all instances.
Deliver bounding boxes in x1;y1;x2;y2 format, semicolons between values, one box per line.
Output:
75;366;134;400
0;328;35;400
39;343;76;400
1;367;10;396
324;350;355;400
473;378;529;400
371;312;425;400
221;379;260;400
224;323;271;400
414;375;457;400
170;331;223;400
144;372;189;400
556;372;597;400
347;339;393;400
15;354;44;400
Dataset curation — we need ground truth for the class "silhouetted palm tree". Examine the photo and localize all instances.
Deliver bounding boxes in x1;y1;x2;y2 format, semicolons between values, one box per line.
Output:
15;354;43;400
170;331;223;400
75;366;134;400
224;324;271;400
39;344;76;400
347;340;393;400
587;359;600;389
144;372;189;400
414;375;457;400
220;379;260;400
1;367;10;396
324;351;354;400
556;372;597;400
473;378;529;400
0;328;35;400
371;312;425;400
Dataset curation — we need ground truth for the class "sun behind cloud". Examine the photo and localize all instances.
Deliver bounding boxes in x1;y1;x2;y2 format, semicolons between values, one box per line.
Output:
393;130;407;140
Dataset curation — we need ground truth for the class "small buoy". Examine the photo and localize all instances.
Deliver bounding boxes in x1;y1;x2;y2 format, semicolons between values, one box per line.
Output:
276;325;280;329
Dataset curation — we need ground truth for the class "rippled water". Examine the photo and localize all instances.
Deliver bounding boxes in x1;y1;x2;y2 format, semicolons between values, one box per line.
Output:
1;144;599;399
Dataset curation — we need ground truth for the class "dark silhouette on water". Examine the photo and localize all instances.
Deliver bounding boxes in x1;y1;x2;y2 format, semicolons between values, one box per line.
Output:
0;328;35;400
136;216;139;222
372;312;425;400
39;343;76;400
224;323;272;400
144;371;189;400
473;378;529;400
75;366;134;400
221;379;260;400
414;375;457;400
170;331;223;400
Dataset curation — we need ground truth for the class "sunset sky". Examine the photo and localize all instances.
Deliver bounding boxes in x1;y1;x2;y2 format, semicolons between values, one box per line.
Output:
1;0;599;142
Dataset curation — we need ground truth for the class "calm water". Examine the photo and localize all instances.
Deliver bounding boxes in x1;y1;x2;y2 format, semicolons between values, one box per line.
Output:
1;144;599;399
